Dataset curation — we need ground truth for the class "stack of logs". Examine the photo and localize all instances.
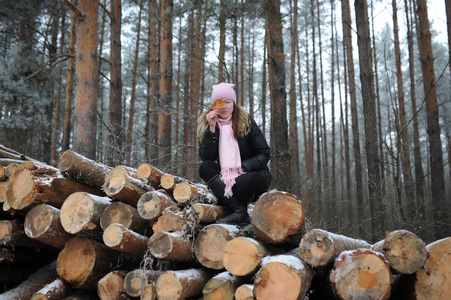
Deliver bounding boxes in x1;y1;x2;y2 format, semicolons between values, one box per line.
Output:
0;147;450;300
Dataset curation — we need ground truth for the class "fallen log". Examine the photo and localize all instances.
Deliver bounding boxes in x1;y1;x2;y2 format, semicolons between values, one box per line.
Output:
56;236;119;290
124;269;161;298
329;248;393;300
58;150;112;190
136;163;166;189
6;161;104;210
100;201;150;236
148;231;194;261
0;219;48;248
24;204;73;249
30;277;70;300
97;270;130;300
136;190;177;221
103;169;152;206
202;271;244;300
223;236;278;277
251;189;305;245
253;249;315;300
155;268;213;300
299;228;371;268
0;260;58;300
194;223;242;270
103;223;149;258
234;284;254;300
60;192;111;237
371;229;427;274
191;203;230;224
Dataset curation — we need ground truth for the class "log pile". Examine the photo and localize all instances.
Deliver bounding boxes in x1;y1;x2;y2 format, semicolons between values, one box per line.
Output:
0;147;450;300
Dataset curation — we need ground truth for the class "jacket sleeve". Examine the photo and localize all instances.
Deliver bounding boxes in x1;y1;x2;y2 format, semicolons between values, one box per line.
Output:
198;127;219;161
240;119;270;172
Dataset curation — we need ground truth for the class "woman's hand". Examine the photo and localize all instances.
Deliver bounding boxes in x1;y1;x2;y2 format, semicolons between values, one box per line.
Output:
206;110;219;133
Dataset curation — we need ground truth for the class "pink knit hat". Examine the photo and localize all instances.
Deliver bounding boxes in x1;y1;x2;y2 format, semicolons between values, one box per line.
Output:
211;83;236;103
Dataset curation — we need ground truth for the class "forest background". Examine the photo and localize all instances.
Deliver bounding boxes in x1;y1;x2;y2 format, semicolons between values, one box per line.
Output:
0;0;450;244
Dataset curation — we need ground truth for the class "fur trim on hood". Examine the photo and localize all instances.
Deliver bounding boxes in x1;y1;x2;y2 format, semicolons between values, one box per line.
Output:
197;104;251;142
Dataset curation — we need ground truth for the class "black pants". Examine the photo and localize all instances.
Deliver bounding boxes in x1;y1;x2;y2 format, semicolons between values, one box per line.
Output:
199;160;271;202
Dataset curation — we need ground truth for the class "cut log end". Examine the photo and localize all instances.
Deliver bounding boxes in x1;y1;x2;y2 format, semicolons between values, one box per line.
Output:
254;262;301;300
104;171;127;196
223;237;263;276
7;168;35;210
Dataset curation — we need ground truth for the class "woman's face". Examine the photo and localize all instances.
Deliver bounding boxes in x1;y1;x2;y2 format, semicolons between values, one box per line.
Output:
217;98;235;119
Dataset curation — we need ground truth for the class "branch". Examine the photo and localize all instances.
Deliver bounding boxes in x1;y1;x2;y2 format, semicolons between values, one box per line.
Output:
99;2;112;20
58;0;84;21
25;54;72;81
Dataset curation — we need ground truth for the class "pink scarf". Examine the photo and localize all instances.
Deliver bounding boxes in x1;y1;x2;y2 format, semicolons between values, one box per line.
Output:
217;116;243;197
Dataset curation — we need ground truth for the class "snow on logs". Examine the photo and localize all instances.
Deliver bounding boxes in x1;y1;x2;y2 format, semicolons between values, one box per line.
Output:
1;150;449;299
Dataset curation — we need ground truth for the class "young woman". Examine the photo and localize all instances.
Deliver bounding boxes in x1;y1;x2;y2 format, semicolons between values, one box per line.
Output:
197;82;271;224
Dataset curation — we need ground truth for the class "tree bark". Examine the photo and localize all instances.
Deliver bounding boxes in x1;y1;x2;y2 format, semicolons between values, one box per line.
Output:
416;0;448;239
58;150;112;190
31;277;70;300
72;0;99;159
251;190;305;245
299;228;371;268
329;249;394;300
24;204;73;249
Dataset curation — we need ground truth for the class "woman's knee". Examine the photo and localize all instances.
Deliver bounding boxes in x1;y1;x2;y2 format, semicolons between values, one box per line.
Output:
199;160;220;182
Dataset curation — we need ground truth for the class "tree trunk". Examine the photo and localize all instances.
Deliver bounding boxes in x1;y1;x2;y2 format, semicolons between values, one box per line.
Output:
329;249;394;300
58;150;112;190
202;271;244;300
299;228;371;268
157;0;173;169
251;190;305;245
354;0;384;241
97;270;130;300
416;0;448;239
56;236;119;290
6;161;104;210
100;201;149;235
371;230;427;274
72;0;99;159
254;251;315;300
148;231;194;261
125;0;144;165
155;268;213;300
60;192;111;236
24;204;73;249
263;0;291;192
194;223;241;270
106;0;123;166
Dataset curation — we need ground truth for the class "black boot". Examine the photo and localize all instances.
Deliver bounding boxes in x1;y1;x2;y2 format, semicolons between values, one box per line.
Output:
207;175;249;225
